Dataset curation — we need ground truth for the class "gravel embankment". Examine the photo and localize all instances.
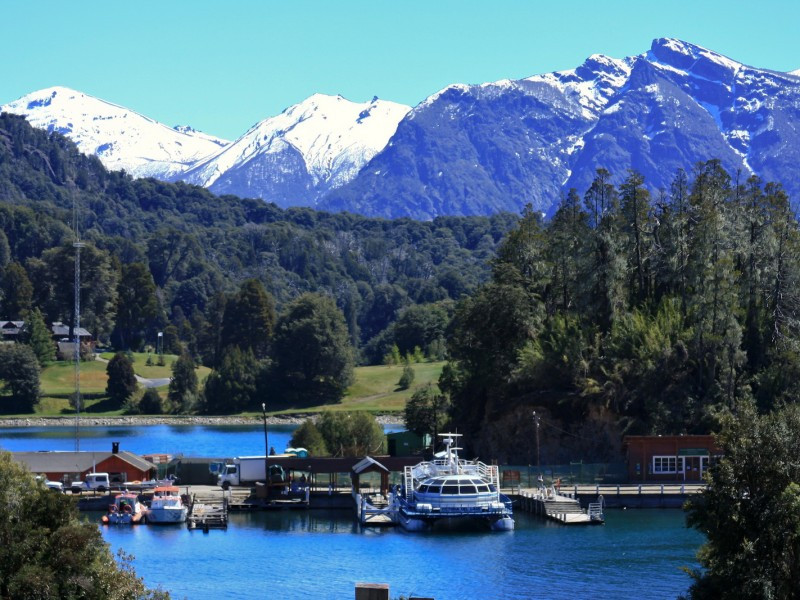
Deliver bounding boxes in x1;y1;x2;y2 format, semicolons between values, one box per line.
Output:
0;414;403;428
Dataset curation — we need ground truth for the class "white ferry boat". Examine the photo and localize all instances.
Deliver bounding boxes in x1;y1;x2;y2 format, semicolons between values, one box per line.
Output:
395;433;514;531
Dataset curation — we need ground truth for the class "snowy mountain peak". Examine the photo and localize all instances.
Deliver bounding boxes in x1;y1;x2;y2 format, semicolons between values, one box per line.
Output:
649;37;742;75
179;93;411;206
790;69;800;77
2;87;229;179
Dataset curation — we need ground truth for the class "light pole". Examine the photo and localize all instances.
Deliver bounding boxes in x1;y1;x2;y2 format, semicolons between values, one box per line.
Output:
262;402;269;484
533;411;541;488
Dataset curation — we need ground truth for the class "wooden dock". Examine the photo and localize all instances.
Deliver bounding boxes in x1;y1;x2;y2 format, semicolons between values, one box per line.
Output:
187;491;229;531
518;488;604;525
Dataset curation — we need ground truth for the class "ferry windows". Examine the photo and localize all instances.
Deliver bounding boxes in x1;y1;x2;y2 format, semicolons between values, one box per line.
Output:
418;485;430;493
459;484;478;494
652;456;678;473
476;485;490;492
428;485;442;494
441;485;458;494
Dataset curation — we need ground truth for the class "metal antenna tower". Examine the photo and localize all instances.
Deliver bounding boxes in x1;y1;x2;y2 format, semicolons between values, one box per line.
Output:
73;193;85;452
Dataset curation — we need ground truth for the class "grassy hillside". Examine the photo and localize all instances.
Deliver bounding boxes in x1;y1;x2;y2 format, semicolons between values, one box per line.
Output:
19;360;444;418
270;361;445;415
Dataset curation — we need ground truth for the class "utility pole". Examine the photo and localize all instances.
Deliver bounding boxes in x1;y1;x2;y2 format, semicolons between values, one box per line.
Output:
533;411;541;487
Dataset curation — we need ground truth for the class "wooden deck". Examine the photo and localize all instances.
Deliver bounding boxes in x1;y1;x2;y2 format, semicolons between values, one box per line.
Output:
187;491;229;531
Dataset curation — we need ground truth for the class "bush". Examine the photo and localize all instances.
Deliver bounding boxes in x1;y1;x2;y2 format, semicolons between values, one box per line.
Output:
290;420;328;456
397;364;415;390
138;388;163;415
316;411;385;456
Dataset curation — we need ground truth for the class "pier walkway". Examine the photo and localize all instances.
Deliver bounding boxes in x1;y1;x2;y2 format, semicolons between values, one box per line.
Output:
518;487;604;525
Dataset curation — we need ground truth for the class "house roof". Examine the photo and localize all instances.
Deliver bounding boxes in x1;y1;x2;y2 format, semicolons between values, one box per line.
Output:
51;322;91;338
11;450;157;474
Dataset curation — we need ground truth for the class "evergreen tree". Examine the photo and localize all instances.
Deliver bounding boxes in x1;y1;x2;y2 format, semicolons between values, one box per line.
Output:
38;243;119;342
581;171;626;331
202;346;259;414
404;385;449;441
167;352;199;414
618;170;653;305
272;293;354;405
105;352;137;408
23;307;55;366
0;344;40;412
547;188;590;313
220;279;276;359
113;262;161;350
0;262;33;317
138;388;163;415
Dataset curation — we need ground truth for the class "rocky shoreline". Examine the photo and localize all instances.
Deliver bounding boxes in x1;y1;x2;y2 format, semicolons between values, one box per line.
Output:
0;414;404;428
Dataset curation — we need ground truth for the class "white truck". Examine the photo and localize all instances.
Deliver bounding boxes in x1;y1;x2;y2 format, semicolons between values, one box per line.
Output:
218;457;285;490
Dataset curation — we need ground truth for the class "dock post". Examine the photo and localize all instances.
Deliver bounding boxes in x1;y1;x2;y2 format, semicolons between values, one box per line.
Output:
355;583;389;600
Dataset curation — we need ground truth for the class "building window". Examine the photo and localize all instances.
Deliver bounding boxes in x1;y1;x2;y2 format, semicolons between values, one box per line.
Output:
652;456;679;474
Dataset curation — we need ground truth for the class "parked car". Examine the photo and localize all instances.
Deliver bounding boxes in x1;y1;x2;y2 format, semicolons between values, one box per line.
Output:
71;472;111;494
35;475;64;493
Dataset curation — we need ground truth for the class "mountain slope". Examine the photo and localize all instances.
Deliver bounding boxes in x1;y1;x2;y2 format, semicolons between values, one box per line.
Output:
1;86;228;179
179;94;410;207
321;39;800;218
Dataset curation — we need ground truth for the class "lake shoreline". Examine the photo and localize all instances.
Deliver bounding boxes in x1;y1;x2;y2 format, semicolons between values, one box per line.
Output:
0;414;404;428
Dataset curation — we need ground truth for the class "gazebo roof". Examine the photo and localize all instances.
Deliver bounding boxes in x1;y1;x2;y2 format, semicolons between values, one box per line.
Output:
351;456;390;475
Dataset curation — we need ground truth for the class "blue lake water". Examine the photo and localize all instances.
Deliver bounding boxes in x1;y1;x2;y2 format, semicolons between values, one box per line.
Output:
0;423;404;457
1;426;703;599
92;508;700;600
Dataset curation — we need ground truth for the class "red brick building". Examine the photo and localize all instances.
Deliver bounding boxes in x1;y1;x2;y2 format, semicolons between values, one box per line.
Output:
624;435;721;482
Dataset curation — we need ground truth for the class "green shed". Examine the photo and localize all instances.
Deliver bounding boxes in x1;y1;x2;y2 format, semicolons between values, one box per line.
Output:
387;431;430;457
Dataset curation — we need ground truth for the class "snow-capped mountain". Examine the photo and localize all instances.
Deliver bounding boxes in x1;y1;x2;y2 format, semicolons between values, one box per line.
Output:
321;39;800;219
1;87;228;179
178;94;410;207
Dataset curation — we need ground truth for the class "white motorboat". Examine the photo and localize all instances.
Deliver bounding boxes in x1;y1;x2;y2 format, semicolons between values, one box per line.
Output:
396;433;514;532
146;486;188;524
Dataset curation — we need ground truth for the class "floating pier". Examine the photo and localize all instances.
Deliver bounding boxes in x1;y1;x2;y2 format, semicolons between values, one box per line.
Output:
187;492;228;531
518;487;604;525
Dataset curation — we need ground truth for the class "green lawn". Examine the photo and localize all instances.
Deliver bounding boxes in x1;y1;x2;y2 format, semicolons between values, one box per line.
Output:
270;361;445;415
40;360;109;396
15;359;443;418
27;356;211;416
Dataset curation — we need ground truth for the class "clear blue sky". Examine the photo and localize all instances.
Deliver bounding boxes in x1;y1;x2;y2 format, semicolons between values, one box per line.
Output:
2;0;798;140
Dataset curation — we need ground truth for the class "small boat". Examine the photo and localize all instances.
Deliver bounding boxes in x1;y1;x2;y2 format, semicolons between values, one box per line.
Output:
102;493;146;525
396;433;514;532
146;486;188;524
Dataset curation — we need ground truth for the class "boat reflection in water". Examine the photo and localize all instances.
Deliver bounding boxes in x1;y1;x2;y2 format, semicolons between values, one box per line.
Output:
396;433;514;532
